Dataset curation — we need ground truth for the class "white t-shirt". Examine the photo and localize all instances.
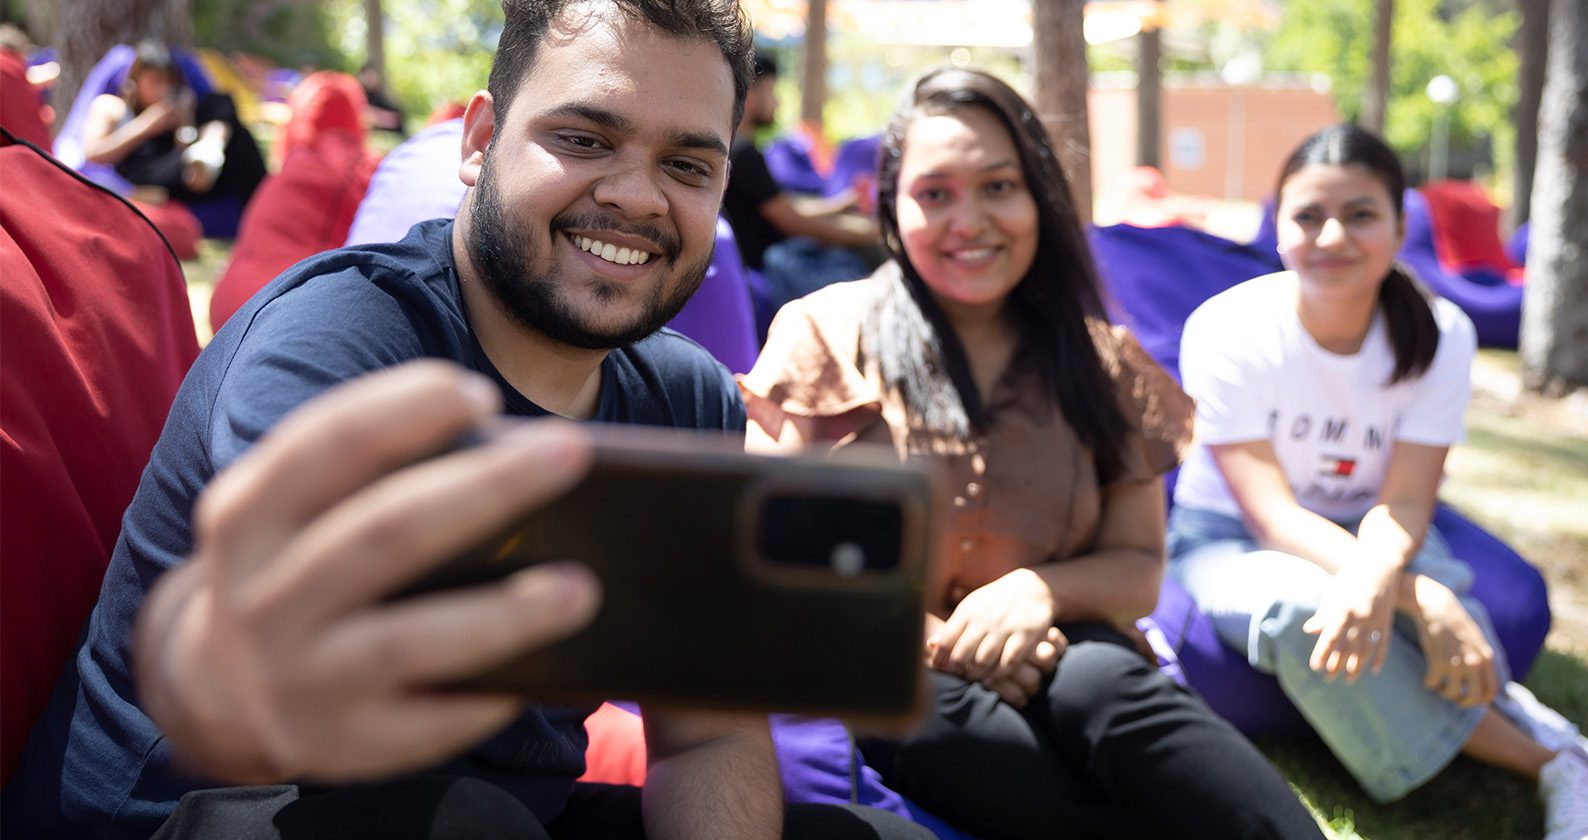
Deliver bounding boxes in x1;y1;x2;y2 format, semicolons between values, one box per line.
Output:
1172;272;1476;522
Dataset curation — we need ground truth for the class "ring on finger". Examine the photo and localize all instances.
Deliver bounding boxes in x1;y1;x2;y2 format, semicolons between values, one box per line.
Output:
1367;630;1382;644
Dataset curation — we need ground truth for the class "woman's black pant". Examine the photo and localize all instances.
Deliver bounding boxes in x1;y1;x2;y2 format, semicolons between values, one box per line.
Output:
116;92;266;207
859;623;1325;840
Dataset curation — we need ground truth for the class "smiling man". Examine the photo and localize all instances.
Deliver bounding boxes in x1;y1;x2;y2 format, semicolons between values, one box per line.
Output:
0;2;930;839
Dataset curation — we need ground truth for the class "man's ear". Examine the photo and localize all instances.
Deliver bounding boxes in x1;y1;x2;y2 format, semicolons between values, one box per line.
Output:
459;90;496;188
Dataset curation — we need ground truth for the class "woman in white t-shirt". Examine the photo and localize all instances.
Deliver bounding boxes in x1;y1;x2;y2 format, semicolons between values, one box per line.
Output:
1166;123;1587;838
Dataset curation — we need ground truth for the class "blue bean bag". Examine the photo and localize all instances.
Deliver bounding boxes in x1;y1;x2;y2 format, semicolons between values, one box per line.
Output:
53;44;245;238
1252;191;1523;348
343;119;759;375
1091;221;1552;736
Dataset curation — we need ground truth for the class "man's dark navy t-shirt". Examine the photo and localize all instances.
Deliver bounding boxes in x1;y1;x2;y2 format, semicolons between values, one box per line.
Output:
721;137;784;271
2;219;746;840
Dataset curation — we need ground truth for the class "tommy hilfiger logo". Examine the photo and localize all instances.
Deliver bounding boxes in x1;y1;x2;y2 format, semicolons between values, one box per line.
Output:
1319;455;1357;477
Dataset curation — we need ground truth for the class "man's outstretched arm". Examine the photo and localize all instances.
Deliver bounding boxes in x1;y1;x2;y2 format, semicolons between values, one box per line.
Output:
135;361;602;783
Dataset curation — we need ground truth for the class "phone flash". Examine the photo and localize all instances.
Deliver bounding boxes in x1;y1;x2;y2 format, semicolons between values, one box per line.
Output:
830;542;865;577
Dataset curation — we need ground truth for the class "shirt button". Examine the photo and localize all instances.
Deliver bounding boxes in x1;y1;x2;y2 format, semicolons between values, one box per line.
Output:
953;495;967;507
965;481;981;498
971;453;986;473
959;538;974;552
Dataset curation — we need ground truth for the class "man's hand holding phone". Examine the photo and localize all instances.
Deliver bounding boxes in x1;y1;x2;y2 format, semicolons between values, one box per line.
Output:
134;362;603;784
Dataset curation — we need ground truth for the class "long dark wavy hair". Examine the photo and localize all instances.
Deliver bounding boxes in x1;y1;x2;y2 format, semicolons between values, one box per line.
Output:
865;67;1128;481
1277;123;1439;384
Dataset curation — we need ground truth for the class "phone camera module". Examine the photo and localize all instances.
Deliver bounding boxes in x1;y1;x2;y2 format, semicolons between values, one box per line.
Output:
759;494;902;575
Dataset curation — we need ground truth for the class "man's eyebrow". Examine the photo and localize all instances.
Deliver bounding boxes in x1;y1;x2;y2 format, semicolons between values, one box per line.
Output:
542;103;728;158
670;130;729;158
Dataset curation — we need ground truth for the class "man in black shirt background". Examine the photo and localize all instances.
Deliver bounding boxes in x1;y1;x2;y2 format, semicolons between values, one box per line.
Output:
721;52;877;324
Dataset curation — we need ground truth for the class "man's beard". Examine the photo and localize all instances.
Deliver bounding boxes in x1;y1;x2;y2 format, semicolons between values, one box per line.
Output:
464;153;710;351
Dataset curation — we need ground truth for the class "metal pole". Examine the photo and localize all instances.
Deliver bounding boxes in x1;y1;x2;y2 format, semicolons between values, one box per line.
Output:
1431;107;1450;181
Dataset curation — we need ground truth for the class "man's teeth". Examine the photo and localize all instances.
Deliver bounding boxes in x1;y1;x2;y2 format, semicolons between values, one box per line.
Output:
576;236;652;265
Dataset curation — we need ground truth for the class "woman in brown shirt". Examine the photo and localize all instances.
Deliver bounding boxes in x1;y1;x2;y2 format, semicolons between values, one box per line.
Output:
742;68;1322;840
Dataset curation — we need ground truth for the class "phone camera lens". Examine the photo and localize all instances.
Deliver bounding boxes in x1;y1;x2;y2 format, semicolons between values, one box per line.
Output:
830;542;865;577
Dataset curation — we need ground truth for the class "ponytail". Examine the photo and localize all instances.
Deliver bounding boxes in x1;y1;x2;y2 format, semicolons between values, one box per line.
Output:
1380;263;1440;384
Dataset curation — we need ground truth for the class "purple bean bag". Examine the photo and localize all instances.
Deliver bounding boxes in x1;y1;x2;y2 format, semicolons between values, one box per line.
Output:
669;217;759;373
344;118;469;247
1506;221;1530;269
1091;221;1551;736
1252;191;1522;348
763;134;827;195
343;119;758;375
826;133;881;200
53;44;244;238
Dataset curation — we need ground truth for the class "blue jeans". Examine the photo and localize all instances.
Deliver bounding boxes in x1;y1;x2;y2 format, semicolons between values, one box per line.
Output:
760;238;869;311
1164;506;1507;802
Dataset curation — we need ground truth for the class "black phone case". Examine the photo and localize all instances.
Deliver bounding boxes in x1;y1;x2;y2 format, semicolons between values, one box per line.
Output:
400;429;935;721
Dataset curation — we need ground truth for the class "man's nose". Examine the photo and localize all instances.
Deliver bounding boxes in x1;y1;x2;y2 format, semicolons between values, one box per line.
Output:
592;160;668;220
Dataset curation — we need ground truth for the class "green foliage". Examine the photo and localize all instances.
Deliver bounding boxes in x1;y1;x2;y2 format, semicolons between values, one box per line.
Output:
194;0;501;128
192;0;342;70
1264;0;1518;178
804;39;1027;145
324;0;502;121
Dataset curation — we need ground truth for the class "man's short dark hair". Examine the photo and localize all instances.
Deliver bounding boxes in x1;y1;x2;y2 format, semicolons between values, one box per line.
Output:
488;0;754;129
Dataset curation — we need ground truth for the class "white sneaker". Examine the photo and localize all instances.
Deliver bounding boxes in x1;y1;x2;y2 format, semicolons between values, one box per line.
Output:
1542;750;1588;840
1501;682;1588;759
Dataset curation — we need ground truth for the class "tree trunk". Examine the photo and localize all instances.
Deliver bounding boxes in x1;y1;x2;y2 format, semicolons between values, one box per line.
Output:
20;0;57;45
1520;0;1588;393
1136;25;1161;170
50;0;190;133
800;0;828;133
1510;0;1550;233
1362;0;1393;132
364;0;385;77
1033;0;1092;220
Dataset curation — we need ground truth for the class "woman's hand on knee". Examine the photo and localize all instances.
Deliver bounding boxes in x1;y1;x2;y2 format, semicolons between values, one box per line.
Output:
1409;578;1498;708
1302;556;1400;683
928;569;1056;683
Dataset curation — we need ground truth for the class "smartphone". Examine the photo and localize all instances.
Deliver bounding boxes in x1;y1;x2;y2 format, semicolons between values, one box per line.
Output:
399;424;938;722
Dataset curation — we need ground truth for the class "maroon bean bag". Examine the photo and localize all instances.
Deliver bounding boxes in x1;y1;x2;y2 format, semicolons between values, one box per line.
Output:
0;136;199;784
209;72;380;332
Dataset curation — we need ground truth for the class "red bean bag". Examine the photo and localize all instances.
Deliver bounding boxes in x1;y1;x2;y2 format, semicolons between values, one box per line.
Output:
0;138;199;784
272;70;367;167
1419;179;1516;276
209;72;380;332
0;50;50;149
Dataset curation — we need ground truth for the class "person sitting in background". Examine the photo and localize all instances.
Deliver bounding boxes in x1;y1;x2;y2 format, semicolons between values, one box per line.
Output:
722;51;878;318
358;62;407;138
1165;123;1588;840
741;66;1326;840
82;39;265;209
